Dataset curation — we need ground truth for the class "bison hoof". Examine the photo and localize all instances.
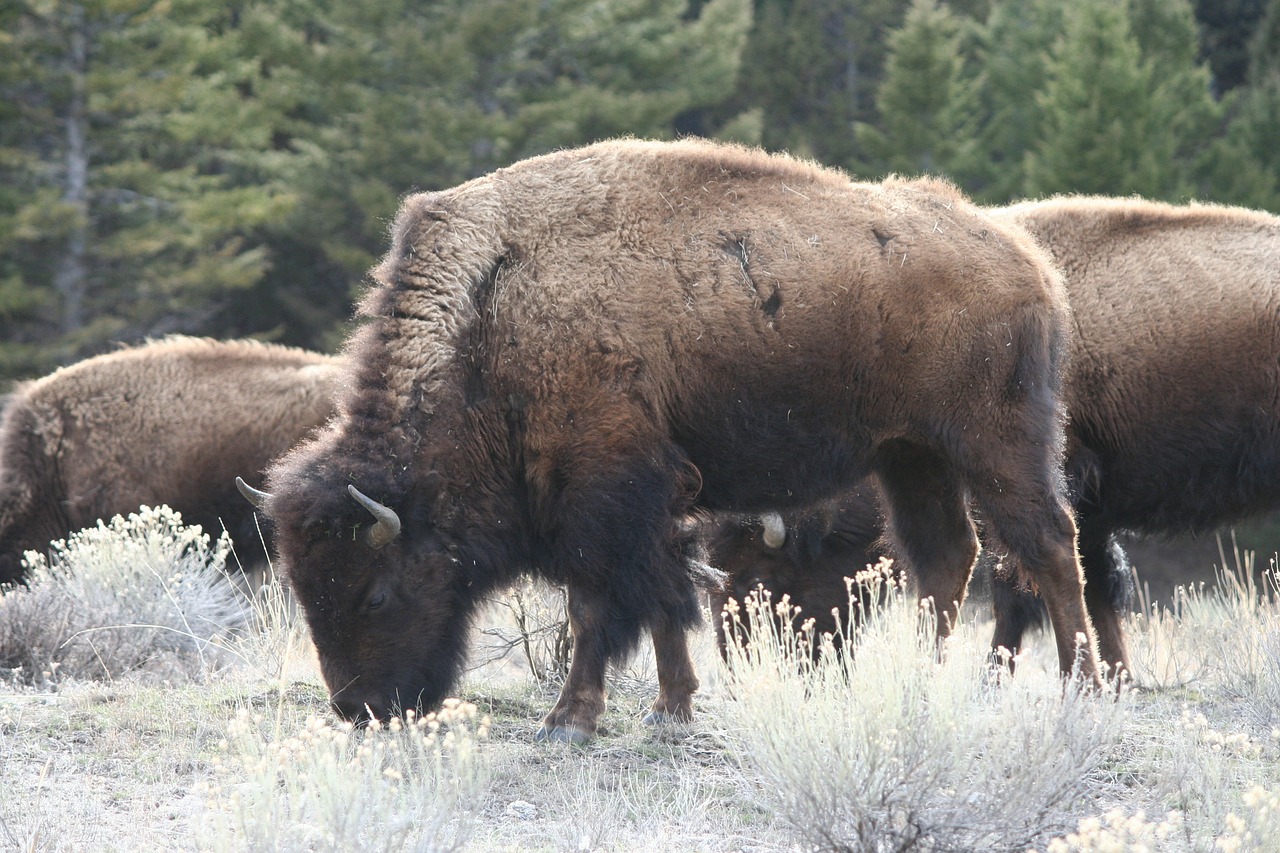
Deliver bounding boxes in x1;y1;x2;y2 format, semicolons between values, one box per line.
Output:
641;710;690;726
535;724;591;745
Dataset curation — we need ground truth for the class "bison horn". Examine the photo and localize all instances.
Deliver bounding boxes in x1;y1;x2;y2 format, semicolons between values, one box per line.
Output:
348;485;402;549
236;476;272;511
760;512;786;548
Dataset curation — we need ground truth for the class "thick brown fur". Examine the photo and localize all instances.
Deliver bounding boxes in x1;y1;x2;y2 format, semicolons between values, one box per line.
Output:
262;138;1098;741
710;196;1280;678
0;337;340;583
997;196;1280;672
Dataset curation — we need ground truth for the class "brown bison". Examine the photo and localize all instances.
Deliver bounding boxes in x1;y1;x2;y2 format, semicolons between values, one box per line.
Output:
0;337;340;583
710;196;1280;678
706;492;1128;666
708;487;888;655
249;138;1101;744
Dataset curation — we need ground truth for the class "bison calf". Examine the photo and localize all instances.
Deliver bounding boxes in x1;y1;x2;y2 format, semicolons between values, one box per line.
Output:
0;337;339;583
253;138;1099;744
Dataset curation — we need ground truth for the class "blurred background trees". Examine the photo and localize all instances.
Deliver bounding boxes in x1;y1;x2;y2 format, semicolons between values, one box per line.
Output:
1;0;1277;382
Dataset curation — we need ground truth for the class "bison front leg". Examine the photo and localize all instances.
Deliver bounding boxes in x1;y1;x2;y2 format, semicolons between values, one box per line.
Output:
537;586;609;745
530;419;704;743
1078;526;1133;680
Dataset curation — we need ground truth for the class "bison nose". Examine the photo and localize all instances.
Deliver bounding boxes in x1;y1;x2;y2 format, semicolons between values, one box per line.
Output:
331;696;386;726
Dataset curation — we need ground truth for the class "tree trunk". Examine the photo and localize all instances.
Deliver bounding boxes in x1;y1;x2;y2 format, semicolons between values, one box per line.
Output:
53;3;89;334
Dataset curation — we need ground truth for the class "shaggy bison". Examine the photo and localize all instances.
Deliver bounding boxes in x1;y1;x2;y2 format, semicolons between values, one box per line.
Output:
250;138;1100;743
0;337;339;583
711;196;1280;678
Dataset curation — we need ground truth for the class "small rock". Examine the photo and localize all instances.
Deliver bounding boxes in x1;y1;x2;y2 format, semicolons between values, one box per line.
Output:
504;800;538;821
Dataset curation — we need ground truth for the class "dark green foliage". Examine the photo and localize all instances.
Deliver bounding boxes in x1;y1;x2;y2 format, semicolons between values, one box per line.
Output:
737;0;908;170
1023;0;1166;198
0;0;750;384
1194;0;1267;93
963;0;1063;202
855;0;980;180
1;0;1277;386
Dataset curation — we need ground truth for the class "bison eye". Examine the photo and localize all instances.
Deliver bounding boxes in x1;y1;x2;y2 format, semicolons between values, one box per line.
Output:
366;590;388;613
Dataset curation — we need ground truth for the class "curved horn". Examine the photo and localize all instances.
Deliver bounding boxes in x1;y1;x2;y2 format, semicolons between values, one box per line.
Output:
348;484;402;549
236;476;272;511
760;512;787;549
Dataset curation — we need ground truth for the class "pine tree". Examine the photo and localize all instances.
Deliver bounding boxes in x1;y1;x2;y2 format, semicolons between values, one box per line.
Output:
247;0;753;352
1023;0;1173;199
1202;0;1280;211
855;0;979;180
1;0;753;380
1127;0;1222;198
0;0;306;382
965;0;1063;201
1193;0;1267;94
739;0;909;170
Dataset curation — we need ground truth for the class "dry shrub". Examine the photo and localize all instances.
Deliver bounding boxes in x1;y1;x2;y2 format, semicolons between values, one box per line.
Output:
1107;555;1280;849
197;701;491;852
1129;547;1280;702
0;506;247;685
1043;785;1280;853
719;561;1126;853
474;578;572;682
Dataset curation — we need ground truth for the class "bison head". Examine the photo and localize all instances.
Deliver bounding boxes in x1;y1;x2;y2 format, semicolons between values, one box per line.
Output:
706;491;890;656
239;470;477;723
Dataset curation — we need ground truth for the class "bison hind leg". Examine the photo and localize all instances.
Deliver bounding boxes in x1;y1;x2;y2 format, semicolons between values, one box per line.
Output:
873;440;980;645
969;471;1102;684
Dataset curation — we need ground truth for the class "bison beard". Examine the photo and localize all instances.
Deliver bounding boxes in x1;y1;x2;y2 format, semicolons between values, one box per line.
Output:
258;138;1101;744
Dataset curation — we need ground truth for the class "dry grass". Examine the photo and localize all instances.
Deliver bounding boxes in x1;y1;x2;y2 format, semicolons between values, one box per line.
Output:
3;511;1280;851
197;702;490;852
716;563;1126;852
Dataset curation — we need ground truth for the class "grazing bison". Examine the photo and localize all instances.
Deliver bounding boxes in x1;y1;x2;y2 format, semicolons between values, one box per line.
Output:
708;487;888;655
0;337;340;584
250;138;1101;744
710;196;1280;678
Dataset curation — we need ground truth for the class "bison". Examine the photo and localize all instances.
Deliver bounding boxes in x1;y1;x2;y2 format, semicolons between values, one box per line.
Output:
708;487;887;655
710;195;1280;678
249;138;1101;744
0;336;340;584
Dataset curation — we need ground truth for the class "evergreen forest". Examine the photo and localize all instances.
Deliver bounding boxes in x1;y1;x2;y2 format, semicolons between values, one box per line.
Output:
3;0;1278;384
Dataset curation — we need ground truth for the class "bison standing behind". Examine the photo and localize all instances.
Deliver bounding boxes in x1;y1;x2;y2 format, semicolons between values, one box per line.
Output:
0;337;340;583
709;196;1280;678
708;487;888;654
254;138;1100;744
